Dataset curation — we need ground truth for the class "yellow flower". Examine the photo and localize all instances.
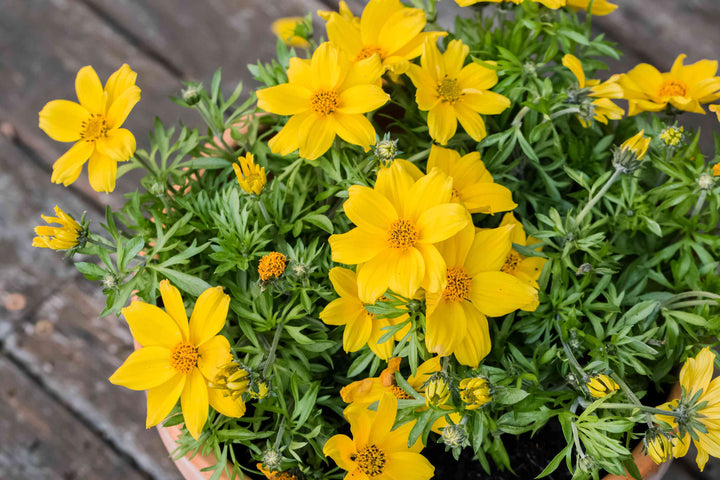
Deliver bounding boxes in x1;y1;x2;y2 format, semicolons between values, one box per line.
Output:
498;213;546;288
257;463;298;480
459;377;492;409
586;374;619;398
324;392;435;480
428;145;517;214
620;55;720;115
271;17;310;49
455;0;564;8
33;206;83;250
562;54;624;126
318;1;359;26
109;280;242;440
259;252;287;281
644;431;673;465
656;347;720;471
565;0;617;15
407;39;510;144
322;0;446;74
329;161;471;300
39;64;140;193
713;163;720;177
425;224;539;367
233;153;267;195
320;267;409;360
620;130;651;160
256;42;389;160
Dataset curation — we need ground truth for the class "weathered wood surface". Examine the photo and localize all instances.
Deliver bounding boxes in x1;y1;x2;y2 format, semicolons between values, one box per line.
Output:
0;356;147;480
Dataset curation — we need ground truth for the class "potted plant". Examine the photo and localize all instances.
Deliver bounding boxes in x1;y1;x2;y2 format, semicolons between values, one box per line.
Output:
33;0;720;479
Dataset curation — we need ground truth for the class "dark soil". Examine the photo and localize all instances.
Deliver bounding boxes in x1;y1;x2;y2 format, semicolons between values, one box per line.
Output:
425;419;572;480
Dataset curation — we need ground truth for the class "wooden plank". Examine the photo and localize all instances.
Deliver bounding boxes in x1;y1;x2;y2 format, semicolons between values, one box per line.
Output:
0;0;193;205
78;0;328;87
0;356;147;480
0;135;179;478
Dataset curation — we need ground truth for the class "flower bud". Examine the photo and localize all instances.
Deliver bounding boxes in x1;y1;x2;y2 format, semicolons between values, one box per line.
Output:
659;126;684;147
425;374;450;407
576;263;593;276
586;374;619;399
234;153;267;196
211;362;250;402
249;379;271;400
441;424;467;448
698;173;714;190
459;377;491;409
644;430;673;464
577;453;595;473
262;447;283;471
613;130;650;173
181;83;203;106
374;133;399;165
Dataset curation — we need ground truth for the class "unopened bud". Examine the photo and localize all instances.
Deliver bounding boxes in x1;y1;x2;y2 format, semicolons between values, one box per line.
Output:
459;377;491;409
425;374;450;407
577;453;595;473
249;379;270;400
102;274;117;289
181;83;203;106
659;126;684;147
442;424;467;448
698;173;714;190
644;430;673;464
576;263;593;276
586;374;619;399
374;133;399;165
262;448;283;471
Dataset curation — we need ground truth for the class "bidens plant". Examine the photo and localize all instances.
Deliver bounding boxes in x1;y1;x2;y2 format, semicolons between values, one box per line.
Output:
34;0;720;479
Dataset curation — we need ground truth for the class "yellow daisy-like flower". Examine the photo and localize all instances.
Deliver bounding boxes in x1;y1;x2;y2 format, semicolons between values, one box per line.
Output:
38;64;140;193
407;39;510;144
329;161;471;301
428;145;517;214
562;54;624;126
109;280;243;440
259;252;287;282
320;267;409;360
656;347;720;471
498;213;546;288
32;206;83;250
271;17;310;49
620;54;720;115
256;41;389;161
233;153;267;195
585;374;619;398
324;392;435;480
322;0;446;74
425;224;539;367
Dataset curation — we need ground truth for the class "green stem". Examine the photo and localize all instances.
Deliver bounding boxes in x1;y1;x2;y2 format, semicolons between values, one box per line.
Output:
691;189;708;217
612;376;654;427
257;197;272;225
262;321;284;378
599;403;680;418
575;168;623;226
549;106;580;120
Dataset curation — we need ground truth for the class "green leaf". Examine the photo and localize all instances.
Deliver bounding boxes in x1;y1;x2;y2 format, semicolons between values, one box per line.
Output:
153;267;212;297
75;262;106;281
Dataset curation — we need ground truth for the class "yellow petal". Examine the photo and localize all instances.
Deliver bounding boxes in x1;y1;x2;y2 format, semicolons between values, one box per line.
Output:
75;65;105;114
367;317;393;360
428;102;457;145
122;300;183;349
312;42;344;90
321;298;365;326
435;223;475;268
469;271;538;317
457;62;499;91
361;0;403;45
323;434;358;471
417;204;470;244
298;114;336;160
356;252;396;301
388;247;424;298
562;54;586;87
426;299;465;356
341;55;384;90
197;335;233;382
379;421;422;453
375;161;415;217
326;14;363;57
464;225;514;275
385;452;434;479
95;128;136;162
462;91;510;115
268;111;311;156
407;356;442;390
453;303;490;367
378;7;425;55
181;368;209;440
329;267;360;299
405;168;453;220
104;64;138;106
418;242;447;295
287;57;313;89
189;286;230;347
50;141;94;186
338;85;389;114
87;150;117;193
146;373;185;428
109;346;174;390
330;227;387;265
626;64;663;97
106;85;141;129
344;185;397;232
343;314;373;352
159;280;189;340
455;103;487;142
208;387;246;418
256;83;312;115
368;392;398;444
332;112;378;151
461;181;517;214
39;100;89;142
407;65;440;110
420;37;445;81
443;40;469;78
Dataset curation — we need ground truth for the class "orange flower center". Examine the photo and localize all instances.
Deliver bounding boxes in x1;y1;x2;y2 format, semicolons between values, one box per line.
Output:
259;252;287;281
387;219;418;249
170;341;199;374
437;77;462;104
81;113;108;141
311;89;340;115
658;79;688;98
443;266;471;302
388;384;413;399
356;45;385;61
352;444;386;476
501;251;522;275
